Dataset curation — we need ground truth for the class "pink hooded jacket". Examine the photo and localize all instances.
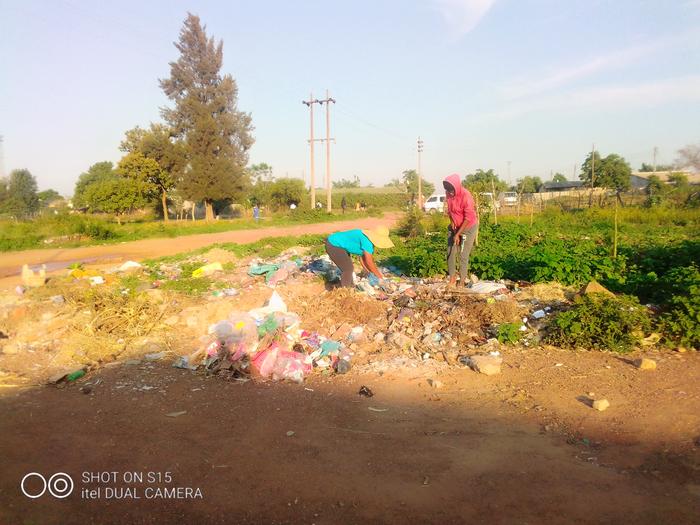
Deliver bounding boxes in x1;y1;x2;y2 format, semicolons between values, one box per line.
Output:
444;173;477;230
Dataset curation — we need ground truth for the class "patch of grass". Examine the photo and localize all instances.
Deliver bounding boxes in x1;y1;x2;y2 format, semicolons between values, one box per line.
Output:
159;276;213;295
118;274;143;296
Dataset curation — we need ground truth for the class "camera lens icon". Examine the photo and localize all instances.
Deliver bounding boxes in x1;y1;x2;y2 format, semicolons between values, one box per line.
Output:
21;472;74;499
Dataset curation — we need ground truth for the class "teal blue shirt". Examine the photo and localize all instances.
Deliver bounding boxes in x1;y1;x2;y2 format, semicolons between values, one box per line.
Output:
327;229;374;256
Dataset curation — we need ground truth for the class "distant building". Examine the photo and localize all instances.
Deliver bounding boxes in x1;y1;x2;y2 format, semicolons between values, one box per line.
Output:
540;180;586;192
630;171;698;190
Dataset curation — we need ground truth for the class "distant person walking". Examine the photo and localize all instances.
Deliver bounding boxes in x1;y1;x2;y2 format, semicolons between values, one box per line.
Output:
324;227;394;288
253;204;260;221
443;173;478;287
341;196;347;214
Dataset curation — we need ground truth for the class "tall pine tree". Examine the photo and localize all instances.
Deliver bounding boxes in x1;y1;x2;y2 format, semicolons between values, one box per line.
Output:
160;13;254;221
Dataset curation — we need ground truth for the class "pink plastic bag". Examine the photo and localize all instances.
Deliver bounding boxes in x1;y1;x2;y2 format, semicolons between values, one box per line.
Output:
251;346;279;378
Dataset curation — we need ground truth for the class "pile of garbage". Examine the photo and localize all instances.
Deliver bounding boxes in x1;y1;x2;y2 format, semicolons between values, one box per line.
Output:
173;291;352;383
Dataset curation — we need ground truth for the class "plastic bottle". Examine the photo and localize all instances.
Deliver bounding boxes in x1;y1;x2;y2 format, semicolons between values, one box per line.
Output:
66;370;85;381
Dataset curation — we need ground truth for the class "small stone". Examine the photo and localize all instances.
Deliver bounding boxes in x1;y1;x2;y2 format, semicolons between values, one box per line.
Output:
286;430;295;437
592;399;610;411
468;355;502;376
428;379;444;389
581;281;615;297
634;358;657;370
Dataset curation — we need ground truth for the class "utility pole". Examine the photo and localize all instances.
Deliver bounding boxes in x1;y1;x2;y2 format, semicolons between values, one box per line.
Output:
653;146;658;173
417;137;424;209
0;135;4;179
302;94;321;209
507;160;512;184
589;143;596;207
573;163;577;180
319;90;336;212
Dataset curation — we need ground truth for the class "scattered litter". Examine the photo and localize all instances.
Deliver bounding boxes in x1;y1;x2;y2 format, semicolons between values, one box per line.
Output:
165;411;187;418
15;285;26;295
368;407;388;412
286;430;296;437
592;399;610;412
359;386;374;397
117;260;142;272
66;369;86;382
192;262;223;278
532;309;546;319
21;264;47;287
462;281;507;294
89;276;105;286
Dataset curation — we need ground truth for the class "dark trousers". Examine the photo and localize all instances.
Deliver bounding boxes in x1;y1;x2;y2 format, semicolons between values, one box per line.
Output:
325;239;355;287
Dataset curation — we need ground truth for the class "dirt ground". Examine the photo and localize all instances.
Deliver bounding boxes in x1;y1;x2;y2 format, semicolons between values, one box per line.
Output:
0;239;699;524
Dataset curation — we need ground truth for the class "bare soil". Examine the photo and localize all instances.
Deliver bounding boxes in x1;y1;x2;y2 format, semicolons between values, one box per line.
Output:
0;241;699;524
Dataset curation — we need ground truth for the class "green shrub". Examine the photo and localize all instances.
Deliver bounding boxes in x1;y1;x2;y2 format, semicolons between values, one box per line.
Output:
396;207;425;238
659;282;700;348
497;322;521;344
545;293;651;353
74;218;117;240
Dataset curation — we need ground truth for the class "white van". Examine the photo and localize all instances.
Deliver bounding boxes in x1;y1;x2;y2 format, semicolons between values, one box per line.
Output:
423;194;446;213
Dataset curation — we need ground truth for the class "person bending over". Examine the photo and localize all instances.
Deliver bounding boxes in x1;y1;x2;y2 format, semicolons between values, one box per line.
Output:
324;226;394;287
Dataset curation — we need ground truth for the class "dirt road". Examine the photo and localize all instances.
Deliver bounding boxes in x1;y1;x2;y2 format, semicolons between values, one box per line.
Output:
1;363;698;525
0;213;400;284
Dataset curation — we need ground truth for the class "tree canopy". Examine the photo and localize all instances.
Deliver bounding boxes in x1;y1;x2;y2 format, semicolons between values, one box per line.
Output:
462;169;508;195
1;169;39;218
676;143;700;172
37;189;62;206
120;124;186;221
552;173;567;183
160;13;254;220
515;176;543;194
640;162;674;172
73;162;117;209
402;169;435;198
333;176;361;189
580;151;631;194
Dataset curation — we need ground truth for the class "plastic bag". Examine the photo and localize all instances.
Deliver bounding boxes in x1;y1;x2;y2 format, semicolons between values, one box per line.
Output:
271;350;312;383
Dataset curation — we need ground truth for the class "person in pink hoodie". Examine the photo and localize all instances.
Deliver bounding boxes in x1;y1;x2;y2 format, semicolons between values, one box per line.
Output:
443;173;478;287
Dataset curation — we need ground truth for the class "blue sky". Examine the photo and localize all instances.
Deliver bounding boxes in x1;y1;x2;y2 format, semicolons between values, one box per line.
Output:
1;0;699;196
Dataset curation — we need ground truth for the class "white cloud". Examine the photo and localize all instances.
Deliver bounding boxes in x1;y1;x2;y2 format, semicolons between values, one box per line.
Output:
500;32;697;100
433;0;496;37
481;75;700;122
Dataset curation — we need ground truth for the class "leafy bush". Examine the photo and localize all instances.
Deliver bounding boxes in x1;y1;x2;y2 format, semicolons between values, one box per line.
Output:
659;276;700;348
497;322;521;344
396;207;425;238
545;293;651;353
74;218;117;240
